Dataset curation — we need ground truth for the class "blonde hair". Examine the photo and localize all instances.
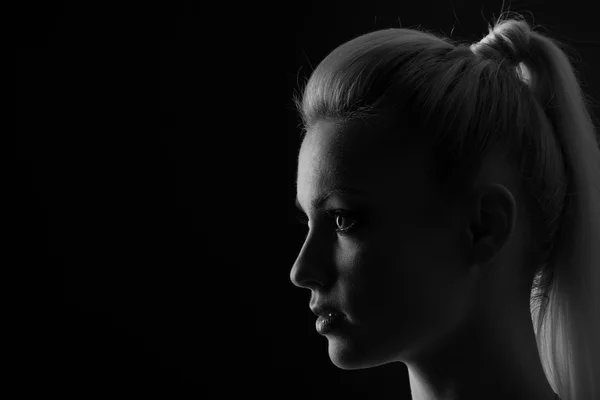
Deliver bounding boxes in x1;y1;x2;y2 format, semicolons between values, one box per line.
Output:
293;12;600;400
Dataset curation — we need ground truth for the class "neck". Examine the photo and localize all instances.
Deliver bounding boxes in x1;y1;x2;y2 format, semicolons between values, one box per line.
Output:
405;298;556;400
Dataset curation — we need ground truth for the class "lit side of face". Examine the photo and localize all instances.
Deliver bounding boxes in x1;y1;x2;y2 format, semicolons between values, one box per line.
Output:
290;119;478;370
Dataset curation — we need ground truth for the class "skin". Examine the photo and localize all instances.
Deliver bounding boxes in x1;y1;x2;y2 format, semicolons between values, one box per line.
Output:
290;119;558;400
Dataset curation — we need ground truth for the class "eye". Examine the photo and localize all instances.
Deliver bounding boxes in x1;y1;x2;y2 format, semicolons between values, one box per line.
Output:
325;209;357;235
295;209;358;235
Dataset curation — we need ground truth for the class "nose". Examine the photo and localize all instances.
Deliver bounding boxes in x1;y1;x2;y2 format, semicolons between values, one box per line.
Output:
289;232;330;290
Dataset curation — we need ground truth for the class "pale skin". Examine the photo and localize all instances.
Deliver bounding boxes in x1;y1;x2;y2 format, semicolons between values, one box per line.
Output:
290;119;558;400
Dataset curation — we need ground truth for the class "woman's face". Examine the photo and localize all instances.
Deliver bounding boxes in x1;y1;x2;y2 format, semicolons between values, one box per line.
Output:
291;119;479;370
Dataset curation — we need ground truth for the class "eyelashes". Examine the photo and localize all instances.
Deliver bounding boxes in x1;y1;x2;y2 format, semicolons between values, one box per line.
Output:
296;213;309;225
296;209;358;235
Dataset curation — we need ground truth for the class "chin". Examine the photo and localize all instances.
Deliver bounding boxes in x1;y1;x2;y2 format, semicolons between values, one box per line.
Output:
326;335;391;370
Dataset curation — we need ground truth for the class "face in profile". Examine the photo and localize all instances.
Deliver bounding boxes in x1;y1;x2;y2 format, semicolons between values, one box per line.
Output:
291;119;480;370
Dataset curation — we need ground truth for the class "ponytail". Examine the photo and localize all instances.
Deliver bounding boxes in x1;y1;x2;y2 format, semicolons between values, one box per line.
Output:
473;15;600;400
526;24;600;400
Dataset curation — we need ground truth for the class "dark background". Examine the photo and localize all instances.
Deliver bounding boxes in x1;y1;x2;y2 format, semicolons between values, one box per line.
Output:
13;1;599;398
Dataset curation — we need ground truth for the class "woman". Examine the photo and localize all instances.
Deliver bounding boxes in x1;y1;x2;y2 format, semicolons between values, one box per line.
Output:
290;12;600;400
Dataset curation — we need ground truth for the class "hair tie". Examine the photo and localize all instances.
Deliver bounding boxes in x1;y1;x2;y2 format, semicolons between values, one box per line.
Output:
470;30;532;86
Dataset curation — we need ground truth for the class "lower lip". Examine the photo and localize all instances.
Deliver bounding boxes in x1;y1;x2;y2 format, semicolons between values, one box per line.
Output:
316;314;346;335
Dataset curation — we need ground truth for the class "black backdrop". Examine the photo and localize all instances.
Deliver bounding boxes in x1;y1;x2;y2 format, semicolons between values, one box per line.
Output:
13;2;599;398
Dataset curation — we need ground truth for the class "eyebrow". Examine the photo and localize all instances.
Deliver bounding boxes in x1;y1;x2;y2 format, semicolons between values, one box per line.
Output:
295;187;363;213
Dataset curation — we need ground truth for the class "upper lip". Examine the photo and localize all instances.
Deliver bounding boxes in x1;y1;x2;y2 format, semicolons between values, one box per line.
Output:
310;304;343;317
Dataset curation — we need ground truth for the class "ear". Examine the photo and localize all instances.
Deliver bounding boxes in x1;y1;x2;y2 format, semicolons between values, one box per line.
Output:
464;183;517;266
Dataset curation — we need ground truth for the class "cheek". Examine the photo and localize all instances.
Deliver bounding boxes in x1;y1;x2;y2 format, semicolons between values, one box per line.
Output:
351;230;468;328
387;246;473;349
341;248;422;324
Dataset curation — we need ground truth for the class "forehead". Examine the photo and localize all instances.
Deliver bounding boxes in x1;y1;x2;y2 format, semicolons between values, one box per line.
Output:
297;119;433;199
298;120;370;186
